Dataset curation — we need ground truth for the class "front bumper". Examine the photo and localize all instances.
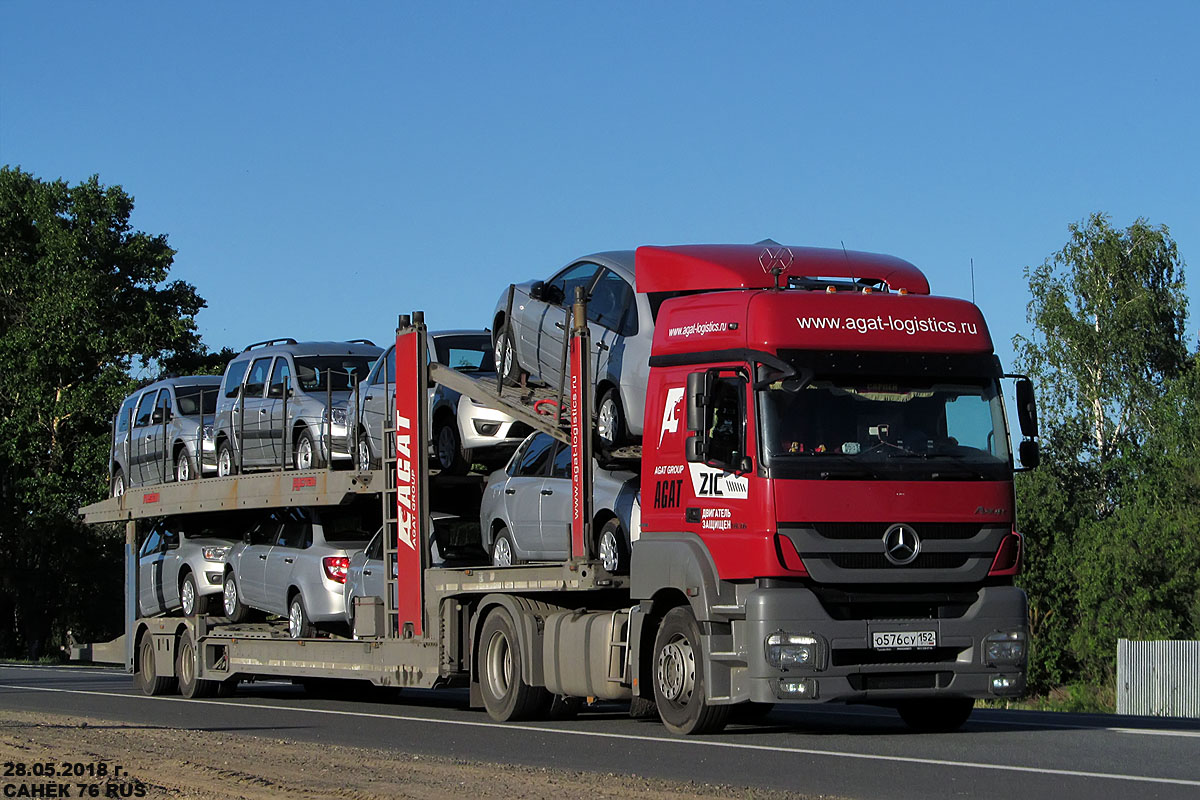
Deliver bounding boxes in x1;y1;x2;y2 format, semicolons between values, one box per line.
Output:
717;584;1027;705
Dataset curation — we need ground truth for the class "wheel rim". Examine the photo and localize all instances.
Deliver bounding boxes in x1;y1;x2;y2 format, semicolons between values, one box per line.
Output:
598;529;620;572
218;448;232;477
356;438;371;472
178;638;195;687
141;639;155;684
113;474;125;497
497;334;514;378
289;600;303;638
657;633;696;705
223;578;237;617
484;629;513;700
436;426;456;469
597;398;617;443
492;536;512;567
176;452;190;482
181;578;195;616
295;436;313;470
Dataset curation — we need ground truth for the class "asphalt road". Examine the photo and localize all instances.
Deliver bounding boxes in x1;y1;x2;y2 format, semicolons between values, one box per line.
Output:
2;663;1199;800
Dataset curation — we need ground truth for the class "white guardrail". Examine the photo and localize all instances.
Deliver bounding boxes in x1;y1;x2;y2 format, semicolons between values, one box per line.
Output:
1117;639;1200;718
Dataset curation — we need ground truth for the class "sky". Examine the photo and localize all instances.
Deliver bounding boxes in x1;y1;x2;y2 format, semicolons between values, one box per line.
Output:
2;1;1198;375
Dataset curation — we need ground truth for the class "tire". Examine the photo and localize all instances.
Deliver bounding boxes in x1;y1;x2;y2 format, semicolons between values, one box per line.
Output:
478;607;550;721
293;427;324;471
222;572;250;623
176;629;217;699
215;678;238;698
136;635;176;696
629;695;660;720
179;572;202;617
111;468;126;498
216;440;238;477
288;593;316;639
355;432;376;472
491;528;522;567
596;387;627;447
596;518;628;574
652;606;729;735
174;447;194;482
495;323;521;386
897;698;975;733
434;419;468;476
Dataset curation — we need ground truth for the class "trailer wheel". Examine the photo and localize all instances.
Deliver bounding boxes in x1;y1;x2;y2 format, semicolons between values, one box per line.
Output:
176;629;217;699
222;572;250;623
652;607;729;735
136;635;176;697
897;698;975;732
478;607;549;721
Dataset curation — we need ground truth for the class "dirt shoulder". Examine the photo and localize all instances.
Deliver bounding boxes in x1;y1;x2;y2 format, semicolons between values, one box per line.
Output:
0;709;827;800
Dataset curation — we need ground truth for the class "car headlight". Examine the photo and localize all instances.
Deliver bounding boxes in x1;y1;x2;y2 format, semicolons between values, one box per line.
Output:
765;632;820;669
202;425;214;442
328;407;348;426
984;631;1026;666
202;546;231;561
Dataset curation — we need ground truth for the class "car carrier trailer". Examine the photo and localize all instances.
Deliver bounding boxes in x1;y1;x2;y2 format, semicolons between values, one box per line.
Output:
81;243;1038;736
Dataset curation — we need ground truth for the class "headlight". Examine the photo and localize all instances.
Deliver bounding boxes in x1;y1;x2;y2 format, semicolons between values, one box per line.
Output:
202;425;214;441
765;632;819;669
202;546;231;561
984;631;1027;666
329;407;348;426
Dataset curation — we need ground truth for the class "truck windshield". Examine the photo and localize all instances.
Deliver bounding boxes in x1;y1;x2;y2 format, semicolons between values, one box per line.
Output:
760;377;1010;481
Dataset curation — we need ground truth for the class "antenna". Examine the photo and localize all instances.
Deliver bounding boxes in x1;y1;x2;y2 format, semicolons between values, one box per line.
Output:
970;257;976;304
840;240;858;288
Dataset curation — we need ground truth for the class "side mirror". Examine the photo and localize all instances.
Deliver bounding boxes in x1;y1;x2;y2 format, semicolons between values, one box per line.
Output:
151;408;167;424
529;281;546;302
1015;378;1038;438
685;435;707;463
686;372;708;433
243;530;252;544
1018;439;1040;470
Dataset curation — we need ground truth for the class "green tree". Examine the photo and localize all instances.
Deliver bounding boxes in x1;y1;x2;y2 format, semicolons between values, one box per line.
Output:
1015;213;1198;691
0;166;208;656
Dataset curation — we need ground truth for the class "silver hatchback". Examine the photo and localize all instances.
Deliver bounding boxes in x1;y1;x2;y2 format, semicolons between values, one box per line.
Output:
110;376;222;496
136;516;244;617
221;506;374;638
479;432;640;573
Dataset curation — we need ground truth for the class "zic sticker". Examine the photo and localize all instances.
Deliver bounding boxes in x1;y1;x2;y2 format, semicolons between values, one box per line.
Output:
687;463;748;499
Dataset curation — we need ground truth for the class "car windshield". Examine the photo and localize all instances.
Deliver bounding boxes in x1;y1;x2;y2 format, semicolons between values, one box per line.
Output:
175;385;218;416
294;356;374;392
432;335;495;373
760;374;1010;481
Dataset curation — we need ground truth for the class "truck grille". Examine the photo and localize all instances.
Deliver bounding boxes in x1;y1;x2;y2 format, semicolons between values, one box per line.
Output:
830;553;971;570
813;522;982;540
847;671;953;691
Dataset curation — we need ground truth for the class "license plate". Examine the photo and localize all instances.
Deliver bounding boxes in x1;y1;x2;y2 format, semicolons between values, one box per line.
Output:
872;630;937;650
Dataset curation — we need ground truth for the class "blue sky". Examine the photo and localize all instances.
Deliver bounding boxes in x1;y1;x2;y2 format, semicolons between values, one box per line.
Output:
2;2;1197;373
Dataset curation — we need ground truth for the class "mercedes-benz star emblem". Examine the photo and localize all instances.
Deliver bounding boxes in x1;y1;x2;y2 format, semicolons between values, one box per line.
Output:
882;523;921;566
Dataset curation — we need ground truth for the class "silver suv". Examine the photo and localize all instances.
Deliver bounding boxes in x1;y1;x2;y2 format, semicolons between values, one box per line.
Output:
349;330;529;475
491;252;654;445
110;375;222;496
213;339;382;474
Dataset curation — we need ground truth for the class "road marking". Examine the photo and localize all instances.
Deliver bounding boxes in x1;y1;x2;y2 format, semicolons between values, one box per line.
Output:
3;684;1200;788
0;664;127;676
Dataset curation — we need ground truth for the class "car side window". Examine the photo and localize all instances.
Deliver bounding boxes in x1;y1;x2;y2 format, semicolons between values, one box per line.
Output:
268;358;291;398
547;262;601;307
277;518;307;549
370;347;394;386
140;527;162;556
248;515;280;545
366;530;383;560
134;391;157;428
514;434;556;477
707;376;747;466
222;360;250;398
116;396;137;433
245;357;273;398
154;389;172;422
587;270;637;336
551;442;572;479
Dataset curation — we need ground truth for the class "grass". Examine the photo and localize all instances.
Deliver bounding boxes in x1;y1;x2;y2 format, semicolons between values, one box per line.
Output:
979;683;1116;714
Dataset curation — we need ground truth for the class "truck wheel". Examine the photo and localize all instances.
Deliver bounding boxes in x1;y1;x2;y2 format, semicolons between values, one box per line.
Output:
478;607;550;721
596;388;626;447
596;518;628;574
294;427;325;470
491;529;522;567
111;468;126;498
215;677;239;698
175;447;194;482
434;420;468;476
176;629;217;699
495;324;521;386
652;607;729;735
222;573;250;623
288;594;317;639
897;698;975;732
136;635;176;696
217;440;238;476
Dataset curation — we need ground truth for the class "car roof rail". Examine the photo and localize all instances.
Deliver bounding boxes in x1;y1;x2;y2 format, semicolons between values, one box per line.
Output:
346;338;376;346
242;338;298;352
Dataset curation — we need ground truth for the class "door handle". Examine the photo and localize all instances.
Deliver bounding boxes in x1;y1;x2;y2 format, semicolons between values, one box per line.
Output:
284;557;294;564
363;569;373;576
258;554;267;560
259;408;268;414
366;394;375;401
504;488;516;495
540;489;554;496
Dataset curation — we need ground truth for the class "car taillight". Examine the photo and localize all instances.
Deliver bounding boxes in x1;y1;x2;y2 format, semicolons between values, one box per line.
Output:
323;556;350;584
988;532;1023;576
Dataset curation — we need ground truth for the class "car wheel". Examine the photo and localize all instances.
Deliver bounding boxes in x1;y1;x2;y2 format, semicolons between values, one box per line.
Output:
174;447;193;482
111;469;126;498
434;420;468;476
176;629;217;699
491;528;521;567
355;432;375;472
652;606;730;735
597;388;626;447
596;518;628;574
495;323;521;386
136;635;176;696
217;440;238;477
180;572;201;617
897;698;975;733
294;428;324;470
478;607;551;721
222;572;250;623
288;593;316;639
